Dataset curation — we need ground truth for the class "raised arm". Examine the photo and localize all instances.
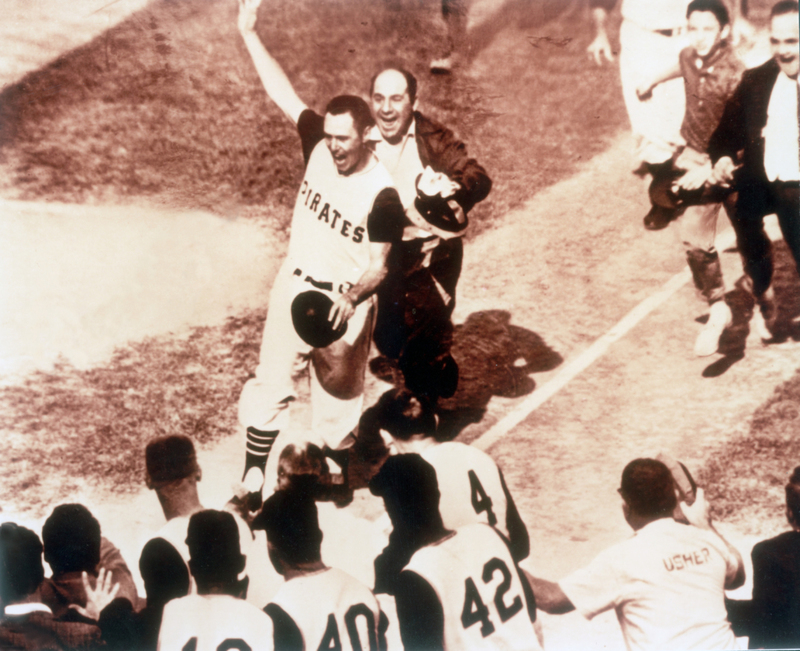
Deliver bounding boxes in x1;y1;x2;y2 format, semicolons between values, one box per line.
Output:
237;0;307;125
680;488;746;590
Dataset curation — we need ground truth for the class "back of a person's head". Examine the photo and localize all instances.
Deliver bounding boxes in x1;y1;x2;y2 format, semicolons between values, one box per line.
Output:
253;485;323;567
374;388;437;442
186;510;242;584
0;523;45;606
139;537;190;605
687;0;730;26
42;503;101;574
276;443;328;493
146;434;199;486
786;466;800;524
620;459;678;520
771;0;799;17
369;453;442;532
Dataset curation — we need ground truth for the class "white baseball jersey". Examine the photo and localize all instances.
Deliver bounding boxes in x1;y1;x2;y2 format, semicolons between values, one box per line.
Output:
284;137;397;288
158;593;275;651
421;442;510;537
402;524;540;650
268;567;383;651
559;518;741;651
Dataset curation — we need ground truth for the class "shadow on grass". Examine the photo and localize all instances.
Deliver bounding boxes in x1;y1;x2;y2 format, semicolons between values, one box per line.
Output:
351;309;562;487
701;241;800;377
367;309;562;437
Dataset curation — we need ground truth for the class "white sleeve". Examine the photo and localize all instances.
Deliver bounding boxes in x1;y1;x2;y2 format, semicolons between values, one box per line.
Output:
558;546;625;620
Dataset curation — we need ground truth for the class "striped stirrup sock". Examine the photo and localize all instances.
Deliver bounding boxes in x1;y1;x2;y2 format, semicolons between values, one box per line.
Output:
243;427;279;480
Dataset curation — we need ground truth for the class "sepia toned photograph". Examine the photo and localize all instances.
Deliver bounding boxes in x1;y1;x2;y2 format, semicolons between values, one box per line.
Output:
1;0;799;648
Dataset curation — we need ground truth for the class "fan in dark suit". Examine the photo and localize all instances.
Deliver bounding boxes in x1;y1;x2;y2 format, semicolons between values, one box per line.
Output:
708;0;799;340
726;466;800;649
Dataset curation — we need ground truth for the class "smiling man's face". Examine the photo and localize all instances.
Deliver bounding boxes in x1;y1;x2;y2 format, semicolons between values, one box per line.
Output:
370;69;415;145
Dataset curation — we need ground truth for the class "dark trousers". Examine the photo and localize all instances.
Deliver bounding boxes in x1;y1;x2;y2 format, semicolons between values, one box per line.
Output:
730;180;800;297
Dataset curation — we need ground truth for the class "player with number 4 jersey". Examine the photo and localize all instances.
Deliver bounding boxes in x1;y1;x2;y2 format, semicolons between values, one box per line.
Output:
369;388;529;561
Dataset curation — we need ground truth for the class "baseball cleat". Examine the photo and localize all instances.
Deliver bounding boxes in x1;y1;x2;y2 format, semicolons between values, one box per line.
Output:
694;301;732;357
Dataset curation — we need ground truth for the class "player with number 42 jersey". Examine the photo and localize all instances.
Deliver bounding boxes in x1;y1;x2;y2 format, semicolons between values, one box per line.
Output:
396;523;541;650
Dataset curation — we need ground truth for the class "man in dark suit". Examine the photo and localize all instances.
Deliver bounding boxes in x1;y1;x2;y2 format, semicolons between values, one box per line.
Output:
708;0;799;340
726;466;800;648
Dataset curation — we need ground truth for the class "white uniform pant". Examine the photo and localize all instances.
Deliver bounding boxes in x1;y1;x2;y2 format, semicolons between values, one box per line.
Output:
238;268;374;451
619;19;687;165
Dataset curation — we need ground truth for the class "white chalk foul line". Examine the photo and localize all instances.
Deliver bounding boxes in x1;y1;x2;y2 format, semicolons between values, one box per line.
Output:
472;226;738;452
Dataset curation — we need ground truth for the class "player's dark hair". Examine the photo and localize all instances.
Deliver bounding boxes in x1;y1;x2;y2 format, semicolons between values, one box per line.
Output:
146;434;199;483
369;454;443;533
277;443;328;489
139;537;190;606
786;466;800;523
325;95;375;134
42;503;102;574
686;0;730;26
186;510;243;584
256;486;323;566
620;459;678;520
373;388;436;441
0;523;45;604
770;0;799;17
369;66;418;103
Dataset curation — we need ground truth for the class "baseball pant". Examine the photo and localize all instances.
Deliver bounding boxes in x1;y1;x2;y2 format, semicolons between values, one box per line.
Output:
729;181;800;297
619;20;687;165
238;267;375;451
677;191;737;305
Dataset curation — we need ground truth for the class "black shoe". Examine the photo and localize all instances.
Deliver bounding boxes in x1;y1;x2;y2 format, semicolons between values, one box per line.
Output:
643;205;676;231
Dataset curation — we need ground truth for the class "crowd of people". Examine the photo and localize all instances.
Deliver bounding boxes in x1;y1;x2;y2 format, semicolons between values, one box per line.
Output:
1;420;799;649
2;0;799;648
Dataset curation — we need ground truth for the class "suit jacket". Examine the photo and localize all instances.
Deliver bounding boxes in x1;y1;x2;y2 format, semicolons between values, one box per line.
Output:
413;111;491;215
726;530;800;649
708;57;782;188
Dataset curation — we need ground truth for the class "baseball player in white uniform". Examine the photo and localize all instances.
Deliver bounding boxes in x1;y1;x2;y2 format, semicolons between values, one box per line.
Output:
236;0;404;498
369;387;529;561
253;488;387;650
369;454;541;650
157;510;275;651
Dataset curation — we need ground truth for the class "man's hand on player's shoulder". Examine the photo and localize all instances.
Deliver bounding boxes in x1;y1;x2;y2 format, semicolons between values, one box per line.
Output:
329;293;356;331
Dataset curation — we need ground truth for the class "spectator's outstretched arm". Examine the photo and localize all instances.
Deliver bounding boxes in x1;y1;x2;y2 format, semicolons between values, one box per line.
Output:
521;570;576;615
680;488;746;590
238;0;307;125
